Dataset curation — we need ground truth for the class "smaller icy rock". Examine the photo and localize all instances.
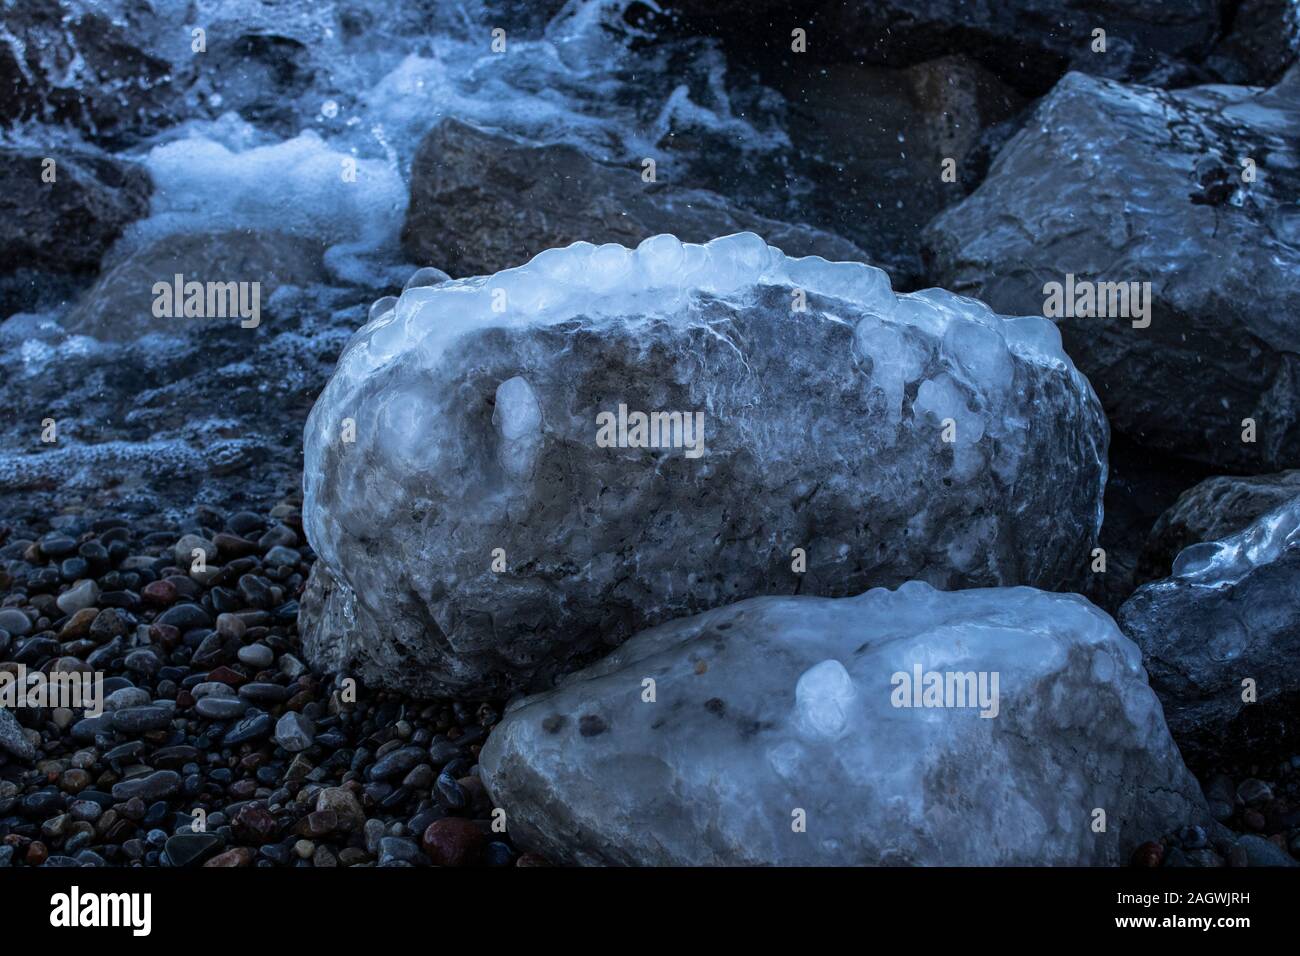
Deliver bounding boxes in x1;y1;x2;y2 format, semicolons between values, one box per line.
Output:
1120;494;1300;762
481;582;1205;866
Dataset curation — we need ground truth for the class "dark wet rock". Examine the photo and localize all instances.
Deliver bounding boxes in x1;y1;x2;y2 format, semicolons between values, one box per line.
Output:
925;67;1300;472
111;771;181;803
1119;496;1300;769
664;0;1226;93
401;119;866;278
163;831;222;868
757;56;1024;284
0;0;179;147
0;148;152;316
1140;471;1300;582
421;817;485;867
1206;0;1300;85
482;582;1207;865
1090;436;1214;614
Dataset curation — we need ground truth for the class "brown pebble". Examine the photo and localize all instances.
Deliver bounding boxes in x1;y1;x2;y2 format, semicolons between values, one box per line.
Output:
58;607;100;640
204;847;255;867
422;818;485;867
141;580;178;608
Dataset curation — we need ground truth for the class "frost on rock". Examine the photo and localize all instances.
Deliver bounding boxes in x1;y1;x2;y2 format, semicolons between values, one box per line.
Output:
300;233;1108;697
479;582;1206;866
1120;494;1300;763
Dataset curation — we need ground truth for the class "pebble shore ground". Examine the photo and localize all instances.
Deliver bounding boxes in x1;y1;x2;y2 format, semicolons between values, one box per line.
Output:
0;494;546;868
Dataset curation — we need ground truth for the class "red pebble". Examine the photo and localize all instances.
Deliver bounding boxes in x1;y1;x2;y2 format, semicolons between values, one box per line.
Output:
422;818;485;867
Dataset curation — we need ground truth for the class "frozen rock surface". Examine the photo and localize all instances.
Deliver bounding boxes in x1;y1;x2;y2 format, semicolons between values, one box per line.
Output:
1140;470;1300;582
301;233;1108;697
925;68;1300;471
480;581;1207;865
1119;495;1300;765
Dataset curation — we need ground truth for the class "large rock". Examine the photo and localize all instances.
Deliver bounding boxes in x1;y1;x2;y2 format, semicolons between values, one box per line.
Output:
0;148;151;316
0;0;179;147
925;68;1300;472
1119;496;1300;767
300;233;1107;698
480;581;1207;865
1206;0;1300;85
401;119;866;277
663;0;1226;92
1139;470;1300;582
764;56;1024;285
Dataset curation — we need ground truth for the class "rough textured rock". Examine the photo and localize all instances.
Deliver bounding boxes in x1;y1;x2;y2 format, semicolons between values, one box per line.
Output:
763;56;1024;285
401;119;866;277
1207;0;1300;85
480;581;1208;865
1140;470;1300;582
0;148;152;316
0;706;37;762
0;0;179;146
1119;496;1300;767
925;67;1300;472
300;233;1108;698
65;230;329;342
1092;437;1213;614
663;0;1226;93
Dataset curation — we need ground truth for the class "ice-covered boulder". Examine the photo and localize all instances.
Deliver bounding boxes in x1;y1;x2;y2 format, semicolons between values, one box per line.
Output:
1119;495;1300;766
300;233;1107;697
480;581;1207;865
925;68;1300;471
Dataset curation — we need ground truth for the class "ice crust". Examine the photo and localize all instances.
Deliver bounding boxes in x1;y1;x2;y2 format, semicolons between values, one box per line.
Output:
479;581;1206;866
1120;492;1300;755
300;233;1108;697
319;232;1082;395
1171;495;1300;587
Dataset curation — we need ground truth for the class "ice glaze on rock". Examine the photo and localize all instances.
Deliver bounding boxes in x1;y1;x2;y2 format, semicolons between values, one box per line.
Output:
300;233;1107;697
480;581;1207;865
